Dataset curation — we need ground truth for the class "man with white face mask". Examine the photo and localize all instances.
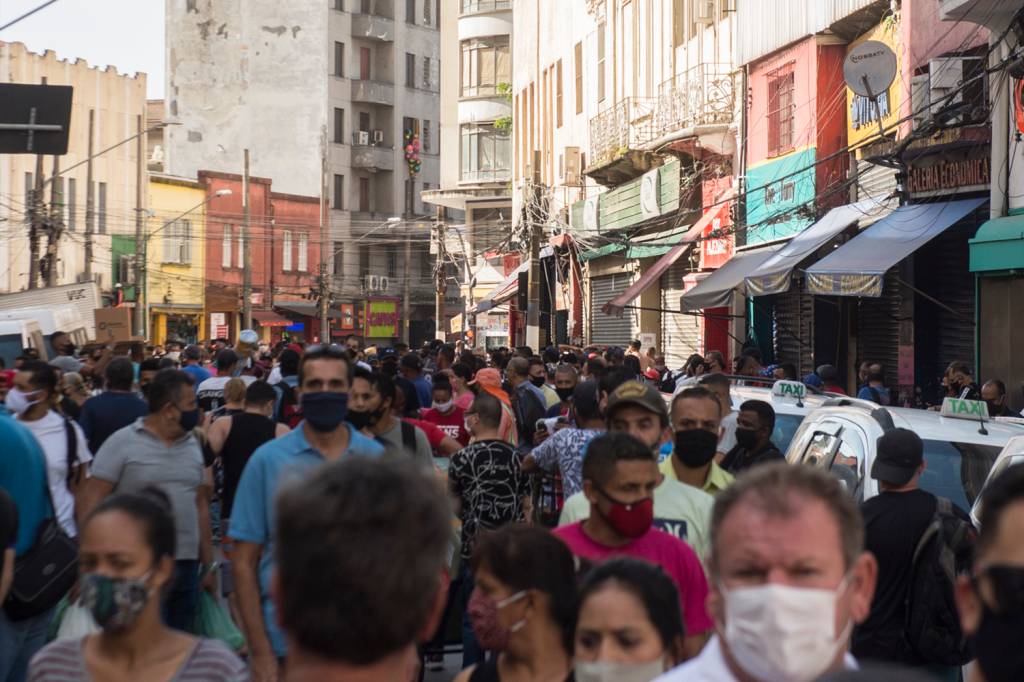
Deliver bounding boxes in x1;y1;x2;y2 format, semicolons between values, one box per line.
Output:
656;462;878;682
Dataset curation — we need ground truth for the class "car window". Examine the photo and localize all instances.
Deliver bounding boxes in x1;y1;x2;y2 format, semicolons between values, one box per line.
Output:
773;414;806;453
828;430;867;501
970;453;1024;527
920;440;1001;513
800;431;838;468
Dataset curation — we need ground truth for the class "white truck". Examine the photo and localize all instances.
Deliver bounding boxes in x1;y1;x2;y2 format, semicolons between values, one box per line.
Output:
0;282;100;339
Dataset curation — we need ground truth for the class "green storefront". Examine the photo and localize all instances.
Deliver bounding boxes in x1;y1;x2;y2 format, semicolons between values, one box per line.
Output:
969;209;1024;411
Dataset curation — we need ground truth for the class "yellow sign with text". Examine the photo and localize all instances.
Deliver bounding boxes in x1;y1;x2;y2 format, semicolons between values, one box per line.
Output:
365;299;399;338
846;21;902;150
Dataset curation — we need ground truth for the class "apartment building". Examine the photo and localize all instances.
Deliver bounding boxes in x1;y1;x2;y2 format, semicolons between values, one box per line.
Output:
0;41;148;295
165;0;441;344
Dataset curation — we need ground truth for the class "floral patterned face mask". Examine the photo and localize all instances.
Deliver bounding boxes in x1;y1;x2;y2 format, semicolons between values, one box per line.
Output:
79;571;153;631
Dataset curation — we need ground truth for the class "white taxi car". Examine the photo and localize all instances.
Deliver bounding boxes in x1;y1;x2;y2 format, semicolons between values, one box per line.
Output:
969;433;1024;527
786;397;1024;513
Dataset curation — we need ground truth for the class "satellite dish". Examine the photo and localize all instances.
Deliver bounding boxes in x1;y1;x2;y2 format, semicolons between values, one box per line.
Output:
844;40;897;98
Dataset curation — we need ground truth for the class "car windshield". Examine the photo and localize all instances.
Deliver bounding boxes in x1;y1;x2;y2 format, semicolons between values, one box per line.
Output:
919;440;1001;513
772;414;805;454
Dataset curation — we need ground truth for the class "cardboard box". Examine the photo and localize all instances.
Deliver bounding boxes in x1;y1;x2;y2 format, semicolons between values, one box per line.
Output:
94;307;133;342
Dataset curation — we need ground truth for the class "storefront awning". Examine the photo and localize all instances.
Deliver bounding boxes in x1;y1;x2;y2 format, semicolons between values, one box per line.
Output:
681;244;784;311
805;198;986;297
252;310;293;327
743;197;895;297
470;247;554;314
969;213;1024;273
604;190;736;317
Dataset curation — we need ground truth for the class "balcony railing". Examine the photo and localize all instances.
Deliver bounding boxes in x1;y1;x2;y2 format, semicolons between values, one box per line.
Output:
460;168;511;184
460;0;511;16
351;12;394;42
351;79;395;106
587;97;658;169
655;63;735;137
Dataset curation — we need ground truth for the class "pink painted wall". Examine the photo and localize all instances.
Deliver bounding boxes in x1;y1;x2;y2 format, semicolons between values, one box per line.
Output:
747;38;818;166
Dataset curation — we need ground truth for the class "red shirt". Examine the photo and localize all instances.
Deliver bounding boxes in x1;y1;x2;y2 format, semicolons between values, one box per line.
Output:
403;418;447;451
421;405;470;446
553;522;713;636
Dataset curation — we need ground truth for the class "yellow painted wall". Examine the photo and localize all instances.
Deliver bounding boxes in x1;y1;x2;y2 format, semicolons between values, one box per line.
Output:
146;176;206;316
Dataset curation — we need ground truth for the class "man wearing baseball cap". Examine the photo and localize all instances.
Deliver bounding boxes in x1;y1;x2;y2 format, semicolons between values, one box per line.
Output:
853;428;971;678
399;352;432;410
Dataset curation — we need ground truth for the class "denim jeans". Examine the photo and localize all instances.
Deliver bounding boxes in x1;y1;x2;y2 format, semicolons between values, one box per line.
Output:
0;606;55;682
460;564;484;670
163;559;200;632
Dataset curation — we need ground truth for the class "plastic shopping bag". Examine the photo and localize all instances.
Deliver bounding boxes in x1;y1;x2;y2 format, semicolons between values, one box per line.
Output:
193;592;245;651
55;601;100;640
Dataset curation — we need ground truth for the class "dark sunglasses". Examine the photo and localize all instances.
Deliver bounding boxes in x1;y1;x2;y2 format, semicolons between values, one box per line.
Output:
971;565;1024;615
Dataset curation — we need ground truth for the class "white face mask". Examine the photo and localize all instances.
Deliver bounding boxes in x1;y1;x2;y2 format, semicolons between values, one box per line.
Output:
432;399;454;413
721;578;852;682
574;658;667;682
6;387;40;416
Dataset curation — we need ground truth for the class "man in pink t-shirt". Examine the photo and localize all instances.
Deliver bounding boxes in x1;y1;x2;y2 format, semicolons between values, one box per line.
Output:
553;429;712;659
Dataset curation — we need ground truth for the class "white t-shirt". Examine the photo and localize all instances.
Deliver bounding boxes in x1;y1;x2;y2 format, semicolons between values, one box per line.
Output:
196;375;256;412
21;410;93;537
718;411;738;455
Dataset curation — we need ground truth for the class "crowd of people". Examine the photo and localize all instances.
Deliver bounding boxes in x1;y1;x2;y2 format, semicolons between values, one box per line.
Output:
0;331;1019;682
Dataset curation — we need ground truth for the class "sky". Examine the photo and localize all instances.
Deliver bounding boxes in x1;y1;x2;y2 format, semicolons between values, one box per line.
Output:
0;0;165;98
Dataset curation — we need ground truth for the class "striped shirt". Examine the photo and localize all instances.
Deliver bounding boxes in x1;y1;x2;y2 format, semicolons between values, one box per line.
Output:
29;636;247;681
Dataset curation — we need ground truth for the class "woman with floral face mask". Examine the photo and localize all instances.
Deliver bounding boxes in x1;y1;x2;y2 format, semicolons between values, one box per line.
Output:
574;559;685;682
455;525;577;682
28;487;246;682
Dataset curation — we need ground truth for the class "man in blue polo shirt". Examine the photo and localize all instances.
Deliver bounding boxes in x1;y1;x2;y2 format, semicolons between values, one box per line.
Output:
229;346;383;680
0;412;56;681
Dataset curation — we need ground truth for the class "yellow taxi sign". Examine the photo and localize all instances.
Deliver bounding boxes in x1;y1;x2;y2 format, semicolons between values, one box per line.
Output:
772;380;807;400
941;397;989;420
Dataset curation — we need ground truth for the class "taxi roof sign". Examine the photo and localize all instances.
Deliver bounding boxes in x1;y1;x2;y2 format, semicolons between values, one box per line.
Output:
772;380;807;400
941;397;989;421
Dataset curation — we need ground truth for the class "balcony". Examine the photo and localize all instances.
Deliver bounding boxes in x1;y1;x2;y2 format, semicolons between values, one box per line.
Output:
460;0;511;16
351;12;394;42
584;97;660;186
351;142;395;172
460;168;511;184
351;79;395;106
655;63;735;138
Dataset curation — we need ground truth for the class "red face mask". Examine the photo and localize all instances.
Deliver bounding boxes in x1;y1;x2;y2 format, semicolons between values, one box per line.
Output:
467;588;526;651
596;488;654;538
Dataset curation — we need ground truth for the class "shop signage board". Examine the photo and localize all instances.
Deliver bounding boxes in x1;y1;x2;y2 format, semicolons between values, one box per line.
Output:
365;299;399;337
908;156;990;196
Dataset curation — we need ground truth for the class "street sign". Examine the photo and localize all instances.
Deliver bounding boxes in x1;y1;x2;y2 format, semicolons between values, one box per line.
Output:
843;41;897;99
0;83;74;154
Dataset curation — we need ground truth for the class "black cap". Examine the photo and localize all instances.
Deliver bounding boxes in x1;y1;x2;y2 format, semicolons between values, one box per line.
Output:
871;428;924;485
216;348;239;370
400;353;422;370
816;364;839;382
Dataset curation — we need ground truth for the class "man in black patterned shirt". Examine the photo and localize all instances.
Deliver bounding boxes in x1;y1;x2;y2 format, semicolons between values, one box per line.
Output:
448;391;530;668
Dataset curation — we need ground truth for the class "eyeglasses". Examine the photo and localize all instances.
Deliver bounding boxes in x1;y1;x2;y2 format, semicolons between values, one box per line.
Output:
971;565;1024;615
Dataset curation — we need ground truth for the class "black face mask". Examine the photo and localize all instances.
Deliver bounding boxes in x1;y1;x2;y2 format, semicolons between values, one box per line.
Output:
986;400;1003;416
530;376;547;388
674;429;719;468
555;386;574;402
734;427;759;449
973;566;1024;682
346;407;382;431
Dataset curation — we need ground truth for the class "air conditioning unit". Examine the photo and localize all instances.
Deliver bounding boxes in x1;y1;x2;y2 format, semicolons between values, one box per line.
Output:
364;274;391;292
564;146;581;186
695;0;715;25
372;129;384;144
928;57;984;124
354;130;370;145
910;74;930;130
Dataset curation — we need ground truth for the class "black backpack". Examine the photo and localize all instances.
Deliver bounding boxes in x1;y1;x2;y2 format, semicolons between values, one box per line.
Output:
902;496;976;666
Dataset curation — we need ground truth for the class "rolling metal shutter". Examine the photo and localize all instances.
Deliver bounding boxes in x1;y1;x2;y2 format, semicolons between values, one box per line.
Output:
856;160;897;203
590;274;635;346
661;259;702;371
772;288;814;377
856;269;901;390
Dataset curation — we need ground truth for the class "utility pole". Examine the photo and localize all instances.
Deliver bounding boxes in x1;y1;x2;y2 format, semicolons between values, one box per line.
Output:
241;148;252;330
133;114;146;338
319;145;330;341
525;154;542;349
45;155;63;286
83;108;95;281
28;154;44;289
402;228;411;345
434;205;446;342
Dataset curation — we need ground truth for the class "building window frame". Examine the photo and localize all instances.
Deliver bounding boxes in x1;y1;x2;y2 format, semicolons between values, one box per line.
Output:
767;67;795;157
334;41;345;78
222;224;233;268
460;36;510;98
460;122;511;183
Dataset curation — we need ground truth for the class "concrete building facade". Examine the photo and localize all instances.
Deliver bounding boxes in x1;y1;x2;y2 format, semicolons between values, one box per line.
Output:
165;0;440;344
0;41;148;296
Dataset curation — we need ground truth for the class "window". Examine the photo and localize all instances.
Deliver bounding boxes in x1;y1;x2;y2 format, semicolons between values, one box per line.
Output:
237;228;245;268
359;47;371;80
333;174;345;209
460;123;511;182
163;220;192;264
283;231;293;271
422;120;431;152
359;111;371;132
574;42;583;114
406;0;415;24
333;242;345;276
98;182;107;234
24;172;33;207
460;36;510;97
405;53;416;87
423;0;431;25
764;180;795;205
360;0;370;11
422;56;431;89
597;22;606;102
387;245;398;278
767;69;795;157
298;233;309;271
334;42;345;77
359;245;369;276
334;0;344;10
556;58;563;128
53;177;64;225
67;178;76;231
334;108;345;143
359;177;370;212
672;0;684;47
222;225;233;268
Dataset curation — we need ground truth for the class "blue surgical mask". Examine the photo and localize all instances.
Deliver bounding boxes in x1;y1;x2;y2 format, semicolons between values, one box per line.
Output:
301;392;349;432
